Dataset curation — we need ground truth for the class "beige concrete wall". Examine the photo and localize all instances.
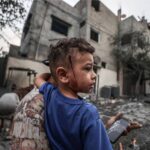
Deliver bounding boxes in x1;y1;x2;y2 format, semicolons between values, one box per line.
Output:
87;1;118;71
120;16;150;96
21;0;80;61
5;57;49;88
120;16;144;35
19;0;119;94
98;68;118;88
5;57;118;94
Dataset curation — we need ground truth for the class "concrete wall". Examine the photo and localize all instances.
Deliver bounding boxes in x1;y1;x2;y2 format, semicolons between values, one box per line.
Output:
21;0;118;69
5;57;49;88
20;0;80;61
5;57;118;92
98;68;118;88
87;1;118;71
19;0;119;95
80;0;119;92
120;16;144;35
119;16;150;96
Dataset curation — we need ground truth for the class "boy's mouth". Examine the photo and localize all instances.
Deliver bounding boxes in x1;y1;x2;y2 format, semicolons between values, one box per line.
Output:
90;83;95;89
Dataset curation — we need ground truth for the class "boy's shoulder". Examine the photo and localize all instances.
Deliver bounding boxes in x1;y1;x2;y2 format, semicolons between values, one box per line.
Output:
39;82;55;94
83;102;98;112
81;101;99;120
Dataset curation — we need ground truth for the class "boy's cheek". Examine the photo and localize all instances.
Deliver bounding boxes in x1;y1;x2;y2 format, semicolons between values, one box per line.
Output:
69;78;78;89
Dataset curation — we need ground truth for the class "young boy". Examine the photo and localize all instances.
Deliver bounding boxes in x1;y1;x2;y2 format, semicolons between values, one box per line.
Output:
35;38;113;150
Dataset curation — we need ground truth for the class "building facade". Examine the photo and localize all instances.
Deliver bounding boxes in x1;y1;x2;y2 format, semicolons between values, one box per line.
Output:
118;16;150;96
17;0;119;97
4;0;150;97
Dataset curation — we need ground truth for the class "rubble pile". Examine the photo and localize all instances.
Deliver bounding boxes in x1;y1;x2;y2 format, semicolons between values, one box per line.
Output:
0;93;150;150
92;98;150;150
115;102;150;124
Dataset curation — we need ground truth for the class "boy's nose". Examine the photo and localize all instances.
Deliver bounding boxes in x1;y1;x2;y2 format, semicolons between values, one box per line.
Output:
92;71;96;80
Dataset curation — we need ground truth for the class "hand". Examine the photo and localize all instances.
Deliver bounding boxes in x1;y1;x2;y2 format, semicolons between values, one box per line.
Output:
123;121;142;135
105;112;142;135
105;112;123;129
34;73;51;88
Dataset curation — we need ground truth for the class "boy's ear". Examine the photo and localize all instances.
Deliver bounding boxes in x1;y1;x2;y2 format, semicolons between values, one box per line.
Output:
56;67;69;83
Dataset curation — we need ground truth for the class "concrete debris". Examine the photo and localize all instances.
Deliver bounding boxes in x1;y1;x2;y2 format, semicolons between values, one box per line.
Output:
92;98;150;150
115;102;150;124
0;95;150;150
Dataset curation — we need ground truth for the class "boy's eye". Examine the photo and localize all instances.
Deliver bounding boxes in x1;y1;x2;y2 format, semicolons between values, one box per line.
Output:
84;66;93;71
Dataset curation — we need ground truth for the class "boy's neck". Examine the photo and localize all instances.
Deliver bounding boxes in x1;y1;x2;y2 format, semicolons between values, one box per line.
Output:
58;86;78;99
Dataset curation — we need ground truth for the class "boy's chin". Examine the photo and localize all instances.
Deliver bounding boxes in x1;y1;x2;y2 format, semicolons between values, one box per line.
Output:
81;89;93;93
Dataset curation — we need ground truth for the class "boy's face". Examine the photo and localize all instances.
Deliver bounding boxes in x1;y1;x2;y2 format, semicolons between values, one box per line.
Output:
68;51;96;93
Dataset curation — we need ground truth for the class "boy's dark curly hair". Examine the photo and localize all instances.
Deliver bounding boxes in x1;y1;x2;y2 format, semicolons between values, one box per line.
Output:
48;38;95;78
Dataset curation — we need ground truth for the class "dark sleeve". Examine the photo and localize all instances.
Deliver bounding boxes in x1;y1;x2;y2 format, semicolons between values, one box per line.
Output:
81;104;113;150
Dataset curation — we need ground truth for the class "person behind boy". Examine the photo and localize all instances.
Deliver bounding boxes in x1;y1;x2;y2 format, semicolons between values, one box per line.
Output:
35;38;113;150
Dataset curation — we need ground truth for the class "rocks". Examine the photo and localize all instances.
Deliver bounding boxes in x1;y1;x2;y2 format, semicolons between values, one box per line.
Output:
115;102;150;124
92;98;150;150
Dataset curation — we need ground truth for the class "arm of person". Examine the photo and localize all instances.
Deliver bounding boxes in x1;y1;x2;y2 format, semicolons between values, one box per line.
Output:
105;112;123;129
82;105;113;150
105;112;142;140
34;73;58;100
34;73;52;88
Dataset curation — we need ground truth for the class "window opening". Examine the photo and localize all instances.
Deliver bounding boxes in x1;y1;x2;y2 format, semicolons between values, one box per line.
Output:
91;0;100;11
51;15;71;36
90;29;99;42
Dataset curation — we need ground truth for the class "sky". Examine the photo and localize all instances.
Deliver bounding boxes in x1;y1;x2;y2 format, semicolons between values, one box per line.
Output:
0;0;33;49
63;0;150;21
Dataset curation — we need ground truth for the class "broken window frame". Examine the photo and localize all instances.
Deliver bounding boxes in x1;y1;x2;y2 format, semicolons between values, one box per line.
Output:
90;28;99;42
91;0;100;11
51;15;71;36
80;20;86;28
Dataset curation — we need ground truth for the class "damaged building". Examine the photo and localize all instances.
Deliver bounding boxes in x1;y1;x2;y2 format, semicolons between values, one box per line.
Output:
119;15;150;96
5;0;119;97
3;0;150;97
